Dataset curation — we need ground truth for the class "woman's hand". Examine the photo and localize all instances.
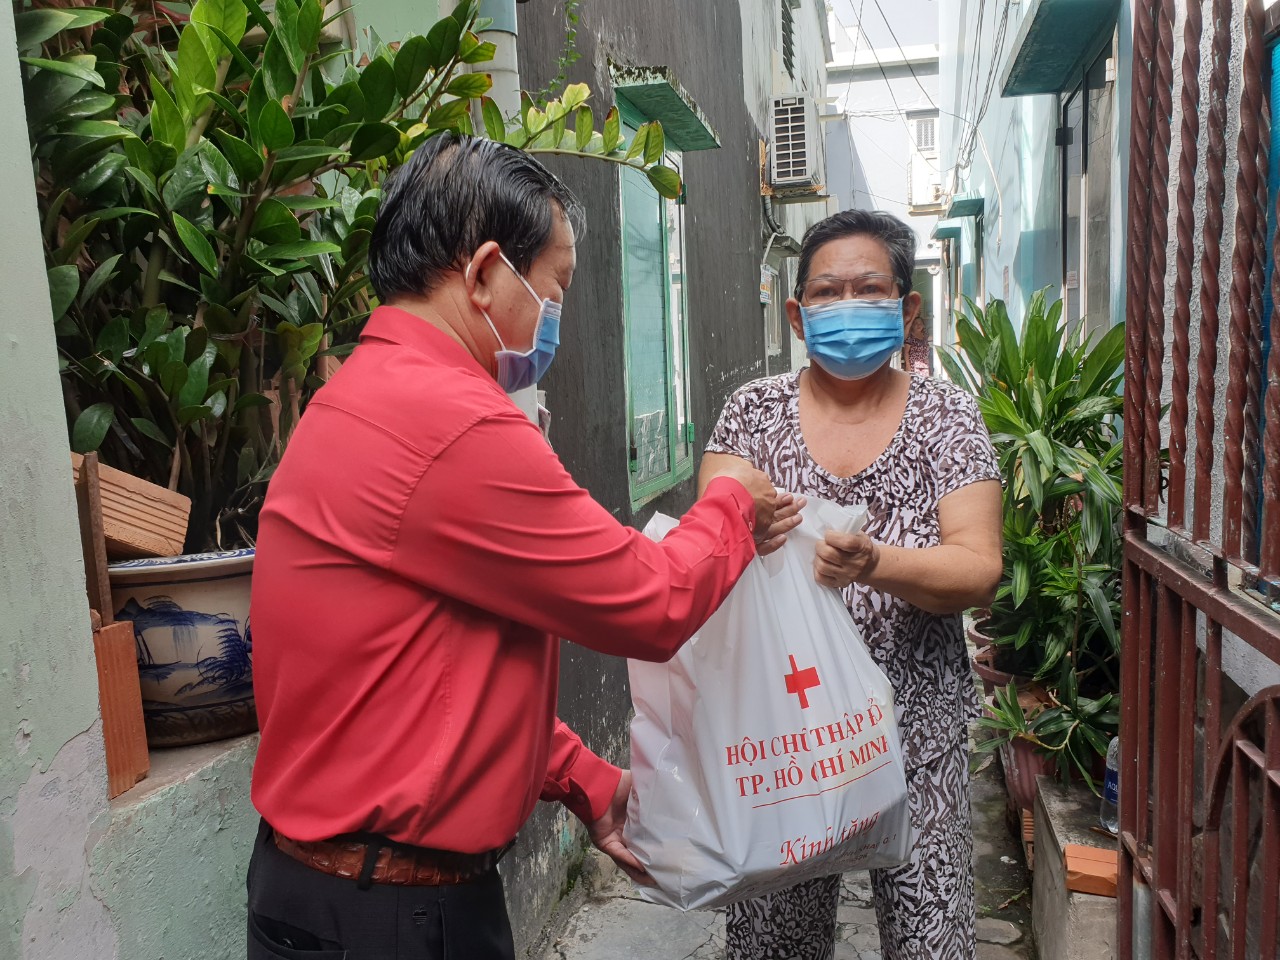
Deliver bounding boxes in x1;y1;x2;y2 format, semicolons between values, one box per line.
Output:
810;481;1002;612
756;493;806;556
814;530;880;589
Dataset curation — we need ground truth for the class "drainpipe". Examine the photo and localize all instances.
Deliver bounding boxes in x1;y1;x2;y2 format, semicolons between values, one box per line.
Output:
452;1;539;421
475;0;520;115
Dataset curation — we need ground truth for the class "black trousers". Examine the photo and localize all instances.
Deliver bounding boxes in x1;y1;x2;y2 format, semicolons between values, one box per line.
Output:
246;821;515;960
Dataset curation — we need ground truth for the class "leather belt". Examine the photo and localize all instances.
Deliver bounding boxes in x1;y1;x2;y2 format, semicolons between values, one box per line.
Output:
272;831;510;886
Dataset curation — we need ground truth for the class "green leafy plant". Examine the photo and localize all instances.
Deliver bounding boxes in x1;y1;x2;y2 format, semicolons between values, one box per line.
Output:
975;680;1119;792
941;291;1124;788
20;0;681;552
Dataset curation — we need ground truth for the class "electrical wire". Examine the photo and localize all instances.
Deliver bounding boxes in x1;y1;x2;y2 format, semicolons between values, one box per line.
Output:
837;0;868;116
952;0;1012;182
868;0;939;112
829;4;927;152
830;0;1016;204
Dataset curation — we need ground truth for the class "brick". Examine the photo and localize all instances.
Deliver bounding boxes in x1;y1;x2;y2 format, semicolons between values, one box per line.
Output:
1063;844;1118;898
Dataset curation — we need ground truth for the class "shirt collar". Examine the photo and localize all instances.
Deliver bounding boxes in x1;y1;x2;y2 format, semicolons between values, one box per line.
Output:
360;305;489;375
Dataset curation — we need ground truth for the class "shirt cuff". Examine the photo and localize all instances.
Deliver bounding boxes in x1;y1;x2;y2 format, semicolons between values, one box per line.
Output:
561;751;623;824
703;475;757;532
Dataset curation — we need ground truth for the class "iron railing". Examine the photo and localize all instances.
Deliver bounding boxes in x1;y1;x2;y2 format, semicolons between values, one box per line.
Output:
1123;0;1280;955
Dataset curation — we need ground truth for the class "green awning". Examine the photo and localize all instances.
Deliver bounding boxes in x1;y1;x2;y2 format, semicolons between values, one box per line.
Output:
1001;0;1120;96
933;219;963;240
613;66;720;152
947;194;985;219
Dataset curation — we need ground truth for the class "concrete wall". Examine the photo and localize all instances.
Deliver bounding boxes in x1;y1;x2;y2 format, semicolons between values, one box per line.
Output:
1033;779;1118;960
937;0;1131;341
740;0;834;248
0;3;114;956
826;0;943;342
741;0;834;368
1146;0;1278;706
3;1;262;948
354;0;439;50
88;741;259;960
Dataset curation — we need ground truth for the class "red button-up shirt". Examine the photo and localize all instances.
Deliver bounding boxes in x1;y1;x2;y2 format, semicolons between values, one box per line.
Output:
250;306;757;853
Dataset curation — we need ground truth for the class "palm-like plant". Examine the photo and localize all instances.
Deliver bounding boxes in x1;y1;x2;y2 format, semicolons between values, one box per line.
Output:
19;0;679;551
940;291;1123;787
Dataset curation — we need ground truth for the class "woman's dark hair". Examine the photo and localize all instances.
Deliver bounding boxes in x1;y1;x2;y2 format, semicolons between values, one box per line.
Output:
793;209;917;299
368;133;585;301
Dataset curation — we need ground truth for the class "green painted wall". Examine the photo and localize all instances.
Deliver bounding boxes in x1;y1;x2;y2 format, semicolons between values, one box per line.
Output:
2;7;261;958
0;5;116;958
352;0;439;50
90;740;258;960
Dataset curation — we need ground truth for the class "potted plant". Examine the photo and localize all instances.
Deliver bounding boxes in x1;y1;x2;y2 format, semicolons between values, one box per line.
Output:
940;291;1123;797
19;0;680;745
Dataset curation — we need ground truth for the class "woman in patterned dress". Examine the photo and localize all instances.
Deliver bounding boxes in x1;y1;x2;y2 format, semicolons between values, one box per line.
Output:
903;314;934;377
699;210;1003;960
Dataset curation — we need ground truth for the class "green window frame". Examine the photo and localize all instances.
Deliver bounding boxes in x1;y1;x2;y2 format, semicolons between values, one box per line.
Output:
619;108;694;508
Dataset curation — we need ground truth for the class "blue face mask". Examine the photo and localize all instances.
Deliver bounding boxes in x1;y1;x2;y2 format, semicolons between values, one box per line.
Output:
800;298;905;380
479;252;562;393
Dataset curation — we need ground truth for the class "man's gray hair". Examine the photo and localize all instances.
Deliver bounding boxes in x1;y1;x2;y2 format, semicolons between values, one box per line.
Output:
793;210;917;299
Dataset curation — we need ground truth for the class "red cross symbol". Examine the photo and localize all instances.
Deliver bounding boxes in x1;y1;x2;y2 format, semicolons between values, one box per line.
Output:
784;655;821;709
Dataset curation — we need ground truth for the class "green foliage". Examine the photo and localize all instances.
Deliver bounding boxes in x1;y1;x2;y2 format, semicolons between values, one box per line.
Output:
23;0;681;551
974;680;1119;794
943;291;1124;789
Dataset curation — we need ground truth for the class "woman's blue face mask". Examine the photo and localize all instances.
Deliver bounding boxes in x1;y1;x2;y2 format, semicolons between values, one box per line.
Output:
799;298;905;381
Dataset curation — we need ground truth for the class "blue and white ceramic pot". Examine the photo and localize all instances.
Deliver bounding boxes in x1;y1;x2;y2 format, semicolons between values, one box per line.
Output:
108;548;257;747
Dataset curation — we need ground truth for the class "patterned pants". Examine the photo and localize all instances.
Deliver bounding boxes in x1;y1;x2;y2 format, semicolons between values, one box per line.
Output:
725;741;975;960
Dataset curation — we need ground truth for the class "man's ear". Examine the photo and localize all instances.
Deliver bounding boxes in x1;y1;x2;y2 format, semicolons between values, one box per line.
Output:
465;241;503;312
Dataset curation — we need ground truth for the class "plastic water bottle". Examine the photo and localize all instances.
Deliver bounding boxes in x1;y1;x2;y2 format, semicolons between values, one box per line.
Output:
1099;736;1120;835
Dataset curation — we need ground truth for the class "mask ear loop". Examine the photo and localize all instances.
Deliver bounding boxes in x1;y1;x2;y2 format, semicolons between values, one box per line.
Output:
466;256;508;351
498;251;547;309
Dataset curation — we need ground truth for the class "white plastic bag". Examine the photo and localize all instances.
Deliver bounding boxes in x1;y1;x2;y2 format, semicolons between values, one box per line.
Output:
624;496;913;911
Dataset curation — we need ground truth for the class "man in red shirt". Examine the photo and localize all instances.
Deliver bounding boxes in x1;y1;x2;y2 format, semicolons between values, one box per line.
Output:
246;134;793;959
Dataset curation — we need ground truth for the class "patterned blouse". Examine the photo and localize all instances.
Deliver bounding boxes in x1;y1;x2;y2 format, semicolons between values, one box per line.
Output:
707;371;1000;770
904;337;933;377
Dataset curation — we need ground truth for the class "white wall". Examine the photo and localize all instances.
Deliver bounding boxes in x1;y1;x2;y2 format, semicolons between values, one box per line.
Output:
739;0;833;369
739;0;834;247
938;0;1063;329
824;0;943;343
827;0;940;252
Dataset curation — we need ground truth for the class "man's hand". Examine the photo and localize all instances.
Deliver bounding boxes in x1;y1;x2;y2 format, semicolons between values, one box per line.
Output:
587;770;655;886
756;493;806;556
814;530;880;590
700;453;778;538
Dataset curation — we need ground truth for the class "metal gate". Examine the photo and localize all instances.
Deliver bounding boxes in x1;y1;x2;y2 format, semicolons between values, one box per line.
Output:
1123;0;1280;955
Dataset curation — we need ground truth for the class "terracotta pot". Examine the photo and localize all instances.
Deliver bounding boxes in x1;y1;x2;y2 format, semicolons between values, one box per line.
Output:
966;611;994;650
998;736;1055;813
984;684;1060;815
971;642;1017;696
109;548;257;748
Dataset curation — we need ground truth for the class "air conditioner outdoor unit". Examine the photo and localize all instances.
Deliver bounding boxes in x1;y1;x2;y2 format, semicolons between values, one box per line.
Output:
769;93;824;191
